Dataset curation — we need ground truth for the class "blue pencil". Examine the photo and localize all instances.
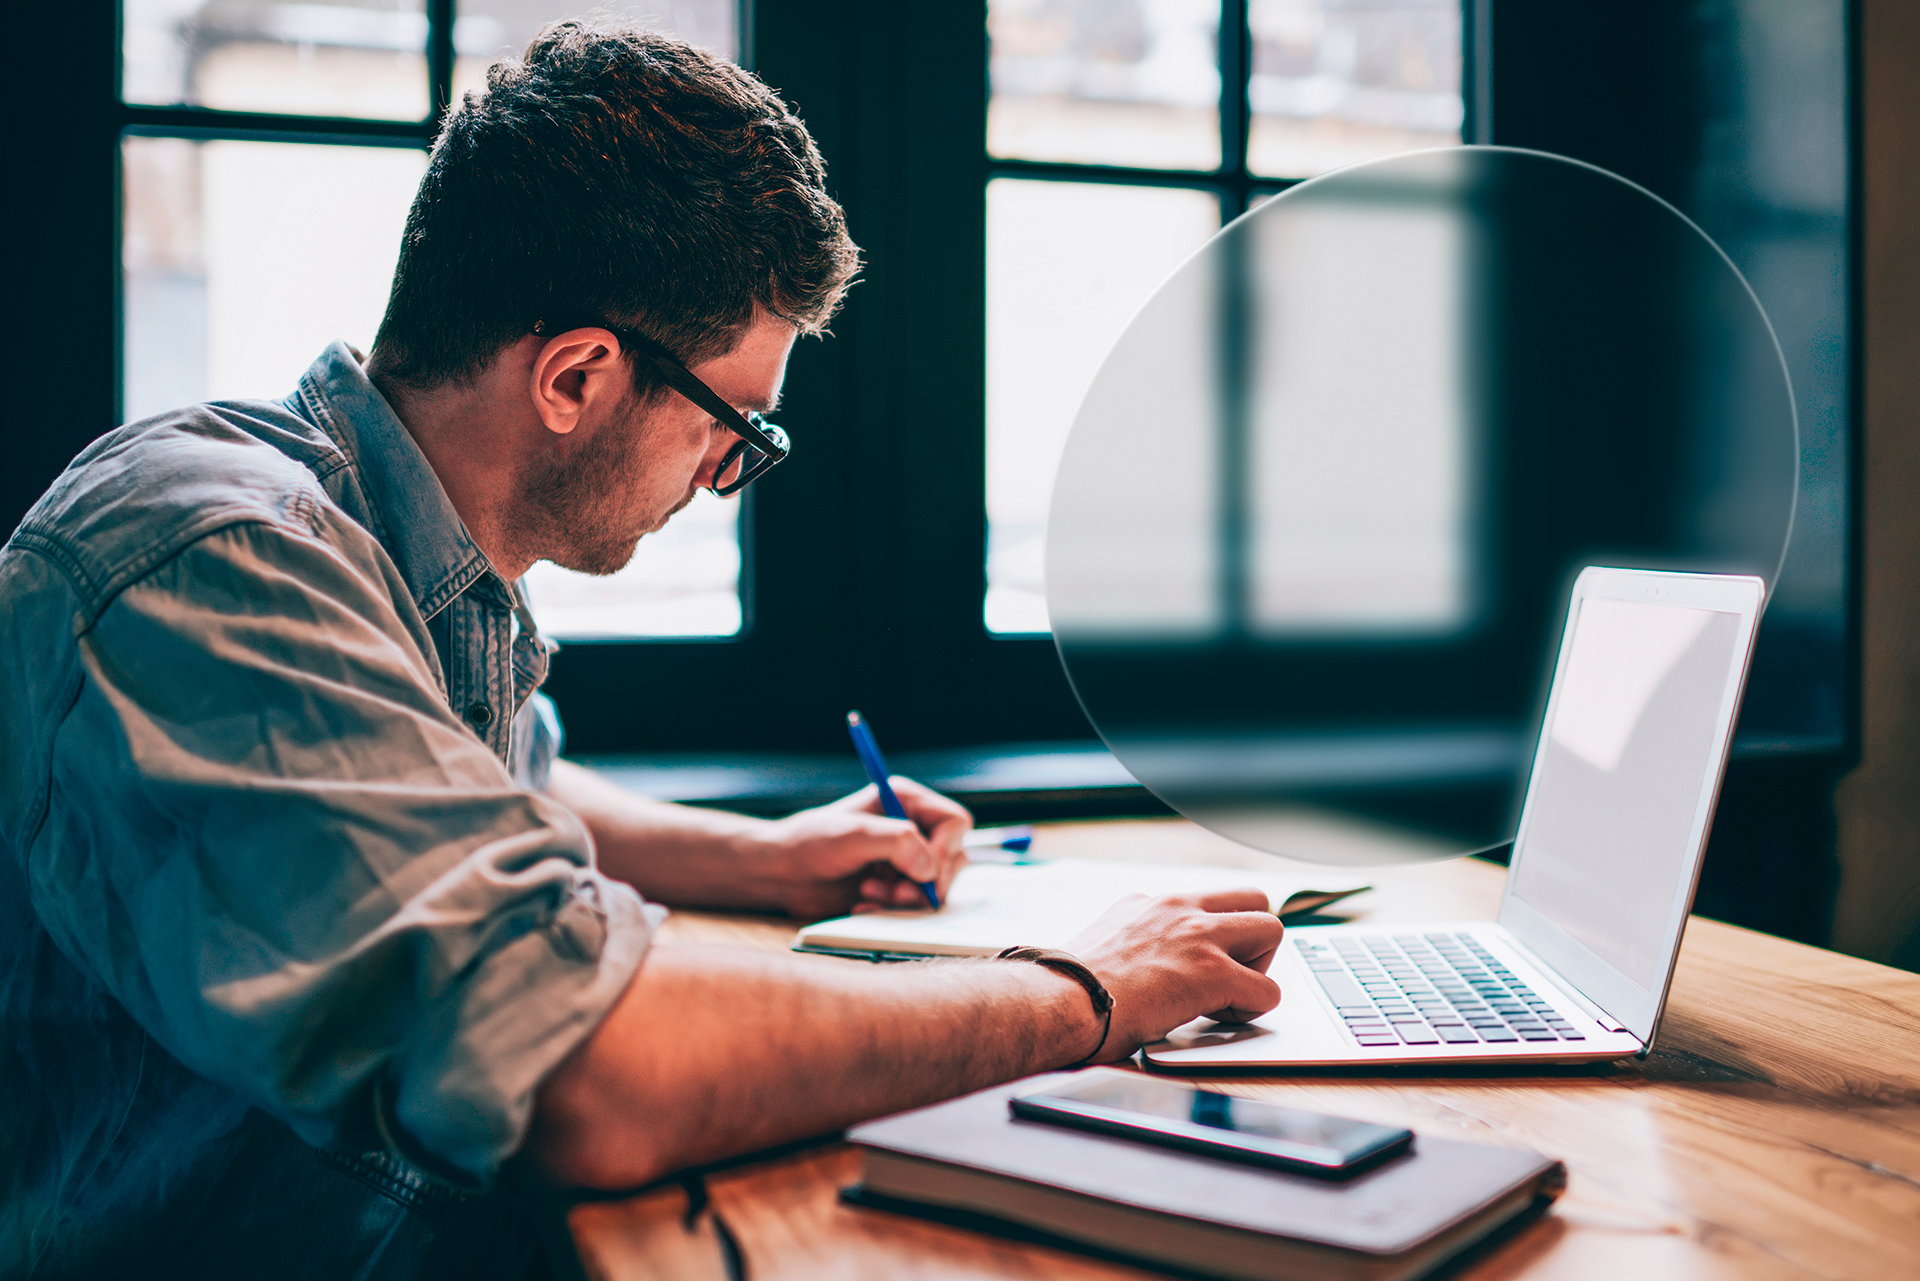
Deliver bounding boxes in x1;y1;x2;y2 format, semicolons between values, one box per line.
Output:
846;710;941;909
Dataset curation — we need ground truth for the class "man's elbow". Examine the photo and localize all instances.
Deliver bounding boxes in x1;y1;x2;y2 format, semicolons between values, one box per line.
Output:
522;1050;677;1191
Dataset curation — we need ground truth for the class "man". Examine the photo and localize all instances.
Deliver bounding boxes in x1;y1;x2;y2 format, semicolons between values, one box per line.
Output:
0;20;1283;1278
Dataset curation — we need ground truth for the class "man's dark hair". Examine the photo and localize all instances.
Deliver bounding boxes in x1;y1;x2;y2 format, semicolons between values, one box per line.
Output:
369;18;859;392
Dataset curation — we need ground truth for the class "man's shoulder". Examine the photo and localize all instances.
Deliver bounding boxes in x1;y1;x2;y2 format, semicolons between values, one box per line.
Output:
7;399;355;613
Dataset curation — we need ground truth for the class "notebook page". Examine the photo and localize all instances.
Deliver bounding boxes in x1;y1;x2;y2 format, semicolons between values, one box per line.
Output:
794;859;1370;957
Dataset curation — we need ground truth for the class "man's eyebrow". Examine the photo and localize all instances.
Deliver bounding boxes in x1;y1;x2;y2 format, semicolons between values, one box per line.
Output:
739;391;781;414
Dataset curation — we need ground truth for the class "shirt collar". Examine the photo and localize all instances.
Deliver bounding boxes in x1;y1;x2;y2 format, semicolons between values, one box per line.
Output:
291;342;508;621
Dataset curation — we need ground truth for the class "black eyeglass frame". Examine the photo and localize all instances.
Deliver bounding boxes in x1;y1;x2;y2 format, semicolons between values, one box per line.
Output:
531;319;792;497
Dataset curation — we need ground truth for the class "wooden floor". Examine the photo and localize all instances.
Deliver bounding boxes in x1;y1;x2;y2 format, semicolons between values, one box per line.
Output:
569;816;1920;1281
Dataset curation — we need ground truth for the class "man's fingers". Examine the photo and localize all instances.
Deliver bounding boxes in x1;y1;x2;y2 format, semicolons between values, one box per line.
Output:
1181;887;1276;915
824;778;967;888
824;782;883;814
888;775;974;833
930;843;968;900
822;814;939;882
924;813;971;863
888;830;942;885
1195;909;1286;964
1202;968;1283;1024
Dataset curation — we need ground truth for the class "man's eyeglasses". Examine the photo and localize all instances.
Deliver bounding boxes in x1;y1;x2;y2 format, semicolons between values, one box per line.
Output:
531;319;791;496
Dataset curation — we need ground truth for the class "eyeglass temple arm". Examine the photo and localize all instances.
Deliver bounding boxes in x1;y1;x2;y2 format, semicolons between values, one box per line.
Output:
626;343;788;457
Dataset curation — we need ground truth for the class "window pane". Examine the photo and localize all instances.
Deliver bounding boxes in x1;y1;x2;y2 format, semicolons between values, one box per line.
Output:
451;0;737;99
1246;193;1471;632
986;179;1220;634
123;0;430;120
989;0;1221;171
1247;0;1462;179
122;135;423;417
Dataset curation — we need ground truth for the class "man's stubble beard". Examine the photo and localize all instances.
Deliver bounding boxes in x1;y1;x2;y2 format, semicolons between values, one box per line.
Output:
521;395;674;576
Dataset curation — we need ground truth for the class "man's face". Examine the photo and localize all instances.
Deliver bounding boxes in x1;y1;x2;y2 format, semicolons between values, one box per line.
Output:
526;314;797;575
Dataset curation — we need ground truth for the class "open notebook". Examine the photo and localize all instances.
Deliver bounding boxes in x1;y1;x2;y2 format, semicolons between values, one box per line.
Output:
792;859;1370;960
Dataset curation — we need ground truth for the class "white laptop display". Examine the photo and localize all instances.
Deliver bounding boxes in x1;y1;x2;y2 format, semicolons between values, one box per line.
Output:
1146;566;1765;1069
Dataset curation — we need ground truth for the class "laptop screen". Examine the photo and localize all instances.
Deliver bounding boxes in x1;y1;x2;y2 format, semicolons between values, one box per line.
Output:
1506;597;1747;994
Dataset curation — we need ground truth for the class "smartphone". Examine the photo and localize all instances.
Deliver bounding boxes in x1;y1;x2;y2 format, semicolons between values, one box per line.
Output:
1010;1076;1413;1177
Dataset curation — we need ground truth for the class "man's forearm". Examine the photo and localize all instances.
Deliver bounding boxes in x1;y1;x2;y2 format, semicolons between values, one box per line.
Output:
544;757;966;918
545;758;777;908
526;943;1099;1190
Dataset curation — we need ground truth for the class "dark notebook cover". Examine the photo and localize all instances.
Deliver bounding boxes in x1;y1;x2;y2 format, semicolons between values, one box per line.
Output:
845;1070;1565;1281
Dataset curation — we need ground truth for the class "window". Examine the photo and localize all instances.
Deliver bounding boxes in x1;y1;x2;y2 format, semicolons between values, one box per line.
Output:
983;0;1464;634
28;1;1838;788
117;0;744;641
16;1;1853;935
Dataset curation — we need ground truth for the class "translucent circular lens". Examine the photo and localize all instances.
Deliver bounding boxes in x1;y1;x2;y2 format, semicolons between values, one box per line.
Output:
1046;147;1796;867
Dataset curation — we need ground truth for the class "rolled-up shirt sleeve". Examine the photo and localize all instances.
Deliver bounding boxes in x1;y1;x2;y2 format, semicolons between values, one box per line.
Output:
28;516;652;1186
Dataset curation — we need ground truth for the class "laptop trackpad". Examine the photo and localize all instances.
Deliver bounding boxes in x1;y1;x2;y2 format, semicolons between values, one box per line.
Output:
1146;953;1351;1066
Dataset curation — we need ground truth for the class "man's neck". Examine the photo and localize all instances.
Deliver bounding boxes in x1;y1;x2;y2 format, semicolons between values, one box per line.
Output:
372;366;539;581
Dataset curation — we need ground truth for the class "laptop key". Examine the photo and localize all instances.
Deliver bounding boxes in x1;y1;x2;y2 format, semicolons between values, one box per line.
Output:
1437;1026;1480;1043
1478;1028;1519;1042
1518;1029;1560;1041
1397;1027;1440;1044
1354;1034;1400;1046
1311;971;1369;1006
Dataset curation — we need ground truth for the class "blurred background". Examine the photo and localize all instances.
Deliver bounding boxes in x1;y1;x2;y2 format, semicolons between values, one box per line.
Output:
11;1;1919;968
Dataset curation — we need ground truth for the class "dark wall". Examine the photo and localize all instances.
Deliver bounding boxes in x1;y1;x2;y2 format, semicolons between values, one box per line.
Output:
4;3;119;537
1835;0;1920;971
1493;1;1856;943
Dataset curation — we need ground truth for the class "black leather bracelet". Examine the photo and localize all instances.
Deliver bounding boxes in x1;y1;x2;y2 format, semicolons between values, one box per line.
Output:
997;945;1115;1068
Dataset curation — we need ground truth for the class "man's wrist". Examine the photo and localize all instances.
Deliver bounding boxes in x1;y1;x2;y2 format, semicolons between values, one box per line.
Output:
721;815;799;910
996;946;1115;1068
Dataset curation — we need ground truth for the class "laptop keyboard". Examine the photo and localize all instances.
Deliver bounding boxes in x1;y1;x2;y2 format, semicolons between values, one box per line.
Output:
1296;931;1586;1047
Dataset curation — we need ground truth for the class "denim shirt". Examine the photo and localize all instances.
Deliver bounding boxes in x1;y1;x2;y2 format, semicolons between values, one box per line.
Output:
0;344;656;1279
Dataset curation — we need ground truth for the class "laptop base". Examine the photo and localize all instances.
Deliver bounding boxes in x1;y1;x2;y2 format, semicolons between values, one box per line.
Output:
1143;923;1645;1070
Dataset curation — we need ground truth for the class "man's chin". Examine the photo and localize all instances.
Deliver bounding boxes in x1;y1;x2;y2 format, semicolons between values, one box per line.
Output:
545;538;642;577
659;491;698;525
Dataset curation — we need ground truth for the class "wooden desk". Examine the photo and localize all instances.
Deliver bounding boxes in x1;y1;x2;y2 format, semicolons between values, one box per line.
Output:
569;817;1920;1281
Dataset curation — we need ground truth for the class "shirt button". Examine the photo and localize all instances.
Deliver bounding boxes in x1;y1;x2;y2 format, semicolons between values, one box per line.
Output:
465;702;495;729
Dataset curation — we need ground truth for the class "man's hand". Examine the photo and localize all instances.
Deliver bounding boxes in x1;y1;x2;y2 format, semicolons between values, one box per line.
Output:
750;777;972;919
545;759;971;919
1065;888;1285;1062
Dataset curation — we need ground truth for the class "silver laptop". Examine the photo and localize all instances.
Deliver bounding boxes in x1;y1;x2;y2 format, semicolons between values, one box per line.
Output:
1146;566;1765;1069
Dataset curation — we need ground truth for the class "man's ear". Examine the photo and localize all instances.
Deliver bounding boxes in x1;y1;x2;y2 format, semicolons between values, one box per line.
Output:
529;328;630;436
